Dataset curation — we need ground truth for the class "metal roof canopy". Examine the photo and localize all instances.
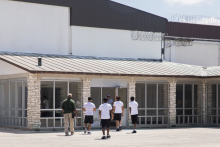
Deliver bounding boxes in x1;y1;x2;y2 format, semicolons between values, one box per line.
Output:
12;0;167;33
1;52;217;78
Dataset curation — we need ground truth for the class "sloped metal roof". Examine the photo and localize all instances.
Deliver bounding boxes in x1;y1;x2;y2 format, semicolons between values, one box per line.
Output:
0;52;209;77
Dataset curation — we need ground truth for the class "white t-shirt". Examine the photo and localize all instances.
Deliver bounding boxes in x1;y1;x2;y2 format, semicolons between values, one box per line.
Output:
129;101;138;115
43;99;49;109
113;101;124;113
99;103;112;119
83;102;96;116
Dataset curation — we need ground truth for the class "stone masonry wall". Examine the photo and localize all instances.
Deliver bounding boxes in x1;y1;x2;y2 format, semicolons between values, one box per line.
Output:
27;73;41;129
163;84;168;115
206;84;212;123
169;82;176;126
82;77;91;124
197;84;202;115
127;78;136;126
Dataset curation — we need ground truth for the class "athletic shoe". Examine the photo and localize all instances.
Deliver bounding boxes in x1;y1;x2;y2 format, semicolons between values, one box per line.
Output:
119;126;122;130
116;128;120;131
84;128;87;134
132;130;137;133
87;132;91;135
65;133;70;136
107;135;111;139
101;136;106;139
71;132;74;135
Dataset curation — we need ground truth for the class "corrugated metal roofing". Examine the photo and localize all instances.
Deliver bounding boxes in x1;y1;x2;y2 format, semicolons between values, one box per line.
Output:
167;22;220;40
12;0;167;33
0;52;209;77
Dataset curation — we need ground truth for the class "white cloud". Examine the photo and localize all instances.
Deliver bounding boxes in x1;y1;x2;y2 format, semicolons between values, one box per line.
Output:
164;0;215;5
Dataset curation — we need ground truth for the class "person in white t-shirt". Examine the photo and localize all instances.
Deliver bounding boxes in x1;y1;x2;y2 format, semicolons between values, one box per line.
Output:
83;97;96;134
99;98;113;139
113;96;124;131
129;96;138;133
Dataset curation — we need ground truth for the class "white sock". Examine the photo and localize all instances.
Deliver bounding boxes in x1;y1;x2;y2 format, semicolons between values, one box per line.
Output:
103;135;105;137
134;129;136;131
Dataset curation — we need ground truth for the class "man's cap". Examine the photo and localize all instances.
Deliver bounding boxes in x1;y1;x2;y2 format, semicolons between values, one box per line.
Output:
103;97;108;101
107;94;110;97
68;93;72;96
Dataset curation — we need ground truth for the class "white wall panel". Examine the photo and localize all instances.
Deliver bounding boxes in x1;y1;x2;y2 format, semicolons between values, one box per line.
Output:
0;60;27;75
165;41;219;67
71;26;162;59
0;0;69;55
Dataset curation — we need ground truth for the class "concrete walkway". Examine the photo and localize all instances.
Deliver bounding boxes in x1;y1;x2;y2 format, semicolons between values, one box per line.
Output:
1;127;220;147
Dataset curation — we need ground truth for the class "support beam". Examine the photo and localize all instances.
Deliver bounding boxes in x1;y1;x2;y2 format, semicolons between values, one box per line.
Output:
169;78;177;126
127;77;136;126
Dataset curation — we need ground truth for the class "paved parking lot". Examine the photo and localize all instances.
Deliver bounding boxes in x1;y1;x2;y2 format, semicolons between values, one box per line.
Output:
1;127;220;147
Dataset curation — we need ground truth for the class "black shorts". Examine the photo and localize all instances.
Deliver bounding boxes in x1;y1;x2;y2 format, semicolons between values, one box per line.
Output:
114;113;122;121
101;119;111;128
84;116;93;124
131;115;138;124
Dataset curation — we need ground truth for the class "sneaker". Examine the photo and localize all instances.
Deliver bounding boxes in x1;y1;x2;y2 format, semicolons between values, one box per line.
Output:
84;128;87;134
107;135;111;139
116;128;120;131
119;126;122;130
71;132;74;135
101;136;106;139
87;132;91;135
132;130;137;133
65;133;70;136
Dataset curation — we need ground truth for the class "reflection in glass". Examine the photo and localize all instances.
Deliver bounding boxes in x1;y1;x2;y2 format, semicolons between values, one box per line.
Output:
17;82;22;109
69;82;81;108
91;87;101;108
158;84;168;108
55;82;67;109
41;81;53;109
147;84;157;108
10;83;16;108
176;84;183;108
41;111;53;117
4;83;9;108
118;88;127;108
185;85;192;108
136;84;145;108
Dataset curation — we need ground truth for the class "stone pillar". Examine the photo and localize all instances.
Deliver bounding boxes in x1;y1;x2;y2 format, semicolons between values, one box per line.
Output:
127;77;136;126
169;79;176;126
163;84;169;114
27;73;41;129
197;84;202;115
82;76;91;125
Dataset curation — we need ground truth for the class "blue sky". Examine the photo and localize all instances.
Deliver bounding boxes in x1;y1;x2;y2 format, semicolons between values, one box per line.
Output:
111;0;220;18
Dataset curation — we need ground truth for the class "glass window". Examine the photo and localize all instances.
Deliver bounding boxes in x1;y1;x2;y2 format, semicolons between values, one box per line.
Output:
55;82;67;109
207;84;216;108
41;81;54;109
102;87;115;101
69;82;81;108
24;82;28;109
118;88;127;108
158;84;168;108
218;84;220;109
176;84;183;108
4;83;9;108
17;82;23;109
147;84;157;108
91;87;101;108
0;83;2;108
185;85;192;108
10;82;16;108
136;83;145;108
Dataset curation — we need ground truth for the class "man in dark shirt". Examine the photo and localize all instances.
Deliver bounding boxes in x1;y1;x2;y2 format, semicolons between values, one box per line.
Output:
62;93;77;136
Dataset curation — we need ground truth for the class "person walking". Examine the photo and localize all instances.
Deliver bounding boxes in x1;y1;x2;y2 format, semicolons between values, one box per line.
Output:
112;96;124;131
129;96;138;133
107;94;113;107
62;93;77;136
83;97;96;134
99;97;113;139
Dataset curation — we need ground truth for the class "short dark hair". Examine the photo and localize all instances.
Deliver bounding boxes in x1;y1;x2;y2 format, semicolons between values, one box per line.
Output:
103;97;108;102
130;97;135;101
116;96;121;100
88;97;92;100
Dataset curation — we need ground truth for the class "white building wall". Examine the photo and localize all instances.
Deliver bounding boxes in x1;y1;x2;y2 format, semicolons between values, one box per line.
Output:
0;60;27;75
0;0;69;55
71;26;162;59
165;41;220;67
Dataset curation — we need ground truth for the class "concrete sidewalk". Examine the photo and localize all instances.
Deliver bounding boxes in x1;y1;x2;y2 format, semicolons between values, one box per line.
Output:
1;127;220;147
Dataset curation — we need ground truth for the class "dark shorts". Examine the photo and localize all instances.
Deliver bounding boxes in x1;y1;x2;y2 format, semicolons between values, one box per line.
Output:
101;119;111;128
114;113;122;121
131;115;138;124
84;116;93;124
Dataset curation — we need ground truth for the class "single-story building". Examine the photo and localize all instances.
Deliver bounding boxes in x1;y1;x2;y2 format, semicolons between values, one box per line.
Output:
0;52;220;129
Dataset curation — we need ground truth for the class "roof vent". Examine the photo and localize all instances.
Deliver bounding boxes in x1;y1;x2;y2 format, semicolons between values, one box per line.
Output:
38;58;42;66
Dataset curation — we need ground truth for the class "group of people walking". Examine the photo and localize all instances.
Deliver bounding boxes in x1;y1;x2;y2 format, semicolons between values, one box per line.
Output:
62;93;138;139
